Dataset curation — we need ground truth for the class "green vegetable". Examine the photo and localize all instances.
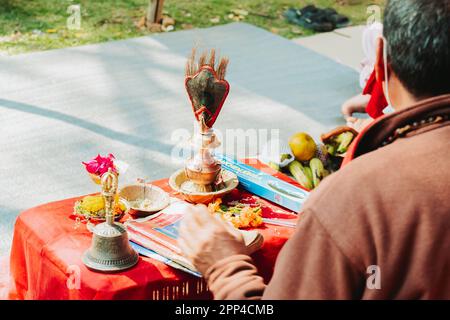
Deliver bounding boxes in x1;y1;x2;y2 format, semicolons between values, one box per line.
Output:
268;161;280;171
336;132;354;154
310;158;326;188
304;166;313;182
280;153;293;163
288;160;313;190
326;143;336;156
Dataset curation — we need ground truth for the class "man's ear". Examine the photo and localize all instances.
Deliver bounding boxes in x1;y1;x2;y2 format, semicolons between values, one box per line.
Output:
374;37;386;83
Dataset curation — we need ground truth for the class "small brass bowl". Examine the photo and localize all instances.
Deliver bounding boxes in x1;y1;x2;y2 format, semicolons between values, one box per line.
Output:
169;169;239;204
119;184;170;217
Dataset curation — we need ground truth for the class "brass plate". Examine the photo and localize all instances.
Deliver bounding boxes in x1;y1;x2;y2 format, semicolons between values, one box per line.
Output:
169;169;239;204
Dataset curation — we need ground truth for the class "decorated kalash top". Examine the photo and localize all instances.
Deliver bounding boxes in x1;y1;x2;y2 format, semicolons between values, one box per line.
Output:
75;47;359;274
169;48;239;203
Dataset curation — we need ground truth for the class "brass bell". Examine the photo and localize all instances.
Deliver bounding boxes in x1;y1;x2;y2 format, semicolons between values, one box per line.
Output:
82;168;139;272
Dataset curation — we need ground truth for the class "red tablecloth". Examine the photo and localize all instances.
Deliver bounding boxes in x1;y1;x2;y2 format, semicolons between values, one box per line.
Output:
8;160;299;300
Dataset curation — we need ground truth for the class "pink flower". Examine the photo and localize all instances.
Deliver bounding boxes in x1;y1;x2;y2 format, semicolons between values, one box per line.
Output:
82;153;117;176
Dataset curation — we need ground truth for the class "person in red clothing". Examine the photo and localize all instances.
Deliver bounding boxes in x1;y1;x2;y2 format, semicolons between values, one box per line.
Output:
341;22;389;131
341;70;388;131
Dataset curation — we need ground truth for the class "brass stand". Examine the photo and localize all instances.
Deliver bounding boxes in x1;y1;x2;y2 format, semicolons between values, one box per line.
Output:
184;117;221;192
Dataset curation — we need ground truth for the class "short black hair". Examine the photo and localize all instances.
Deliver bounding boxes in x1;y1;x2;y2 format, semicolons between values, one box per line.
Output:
383;0;450;98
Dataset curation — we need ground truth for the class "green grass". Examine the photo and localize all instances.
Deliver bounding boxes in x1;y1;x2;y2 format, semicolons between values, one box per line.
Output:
0;0;385;55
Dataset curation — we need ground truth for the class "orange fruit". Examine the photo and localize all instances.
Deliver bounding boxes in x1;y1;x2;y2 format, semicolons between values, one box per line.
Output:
289;132;317;161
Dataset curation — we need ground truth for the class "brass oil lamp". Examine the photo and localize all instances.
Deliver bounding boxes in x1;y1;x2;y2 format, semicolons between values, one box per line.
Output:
82;168;139;272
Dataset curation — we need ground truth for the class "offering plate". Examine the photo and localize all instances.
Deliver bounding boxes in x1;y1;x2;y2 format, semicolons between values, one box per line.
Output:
169;169;238;204
119;184;170;217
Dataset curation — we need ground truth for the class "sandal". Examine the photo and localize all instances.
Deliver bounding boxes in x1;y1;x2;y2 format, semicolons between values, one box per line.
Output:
322;8;351;28
284;7;335;32
284;6;350;32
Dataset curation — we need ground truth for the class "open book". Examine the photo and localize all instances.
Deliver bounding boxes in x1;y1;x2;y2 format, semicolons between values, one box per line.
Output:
125;201;264;275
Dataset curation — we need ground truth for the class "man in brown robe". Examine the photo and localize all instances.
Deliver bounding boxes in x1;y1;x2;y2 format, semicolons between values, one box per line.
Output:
178;0;450;299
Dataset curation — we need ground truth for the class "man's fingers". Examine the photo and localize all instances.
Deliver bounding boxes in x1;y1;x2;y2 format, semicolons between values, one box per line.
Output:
179;216;197;241
212;212;230;229
196;205;222;225
224;220;240;236
178;221;200;260
211;213;242;239
190;204;221;228
346;117;358;127
191;205;209;226
178;237;194;259
341;107;353;118
182;205;206;229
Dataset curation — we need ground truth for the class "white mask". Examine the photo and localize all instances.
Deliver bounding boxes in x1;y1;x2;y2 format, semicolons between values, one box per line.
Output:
382;36;394;108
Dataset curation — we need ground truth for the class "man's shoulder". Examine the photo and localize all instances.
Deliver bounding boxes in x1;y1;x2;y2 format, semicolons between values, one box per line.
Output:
304;142;400;214
307;124;450;211
304;126;449;263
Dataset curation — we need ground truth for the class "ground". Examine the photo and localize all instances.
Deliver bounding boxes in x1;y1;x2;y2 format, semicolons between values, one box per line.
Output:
1;0;384;55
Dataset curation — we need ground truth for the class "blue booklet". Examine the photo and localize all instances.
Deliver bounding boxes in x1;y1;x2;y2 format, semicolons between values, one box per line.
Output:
217;154;309;213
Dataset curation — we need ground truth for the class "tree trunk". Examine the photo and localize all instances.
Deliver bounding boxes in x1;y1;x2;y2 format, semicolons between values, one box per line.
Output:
146;0;165;24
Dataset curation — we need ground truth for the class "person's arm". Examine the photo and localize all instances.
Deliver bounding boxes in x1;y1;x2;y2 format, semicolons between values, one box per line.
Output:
203;210;363;300
341;93;371;120
341;93;375;132
263;211;363;299
205;255;265;300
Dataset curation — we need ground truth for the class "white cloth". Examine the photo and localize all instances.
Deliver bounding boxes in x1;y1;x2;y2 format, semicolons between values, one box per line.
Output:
359;22;383;88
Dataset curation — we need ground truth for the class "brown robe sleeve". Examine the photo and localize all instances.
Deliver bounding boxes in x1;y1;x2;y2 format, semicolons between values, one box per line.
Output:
204;210;363;300
205;255;265;300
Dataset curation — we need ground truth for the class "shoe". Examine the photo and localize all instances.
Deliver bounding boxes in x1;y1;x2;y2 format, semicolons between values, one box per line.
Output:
284;7;335;32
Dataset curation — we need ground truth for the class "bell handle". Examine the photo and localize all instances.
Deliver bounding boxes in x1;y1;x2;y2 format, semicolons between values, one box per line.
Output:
101;168;118;225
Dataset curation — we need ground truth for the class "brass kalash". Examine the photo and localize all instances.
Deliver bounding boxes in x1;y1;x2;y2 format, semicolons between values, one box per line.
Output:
83;168;139;272
169;49;239;203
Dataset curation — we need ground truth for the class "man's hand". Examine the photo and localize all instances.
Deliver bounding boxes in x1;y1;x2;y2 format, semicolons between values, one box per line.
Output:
178;204;247;275
346;117;374;132
341;94;375;132
341;93;371;122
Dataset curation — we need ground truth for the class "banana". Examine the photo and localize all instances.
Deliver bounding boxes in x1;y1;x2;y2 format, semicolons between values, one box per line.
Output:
309;158;326;188
336;131;354;154
304;166;313;182
280;153;293;163
288;160;313;190
325;143;336;156
268;161;280;171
